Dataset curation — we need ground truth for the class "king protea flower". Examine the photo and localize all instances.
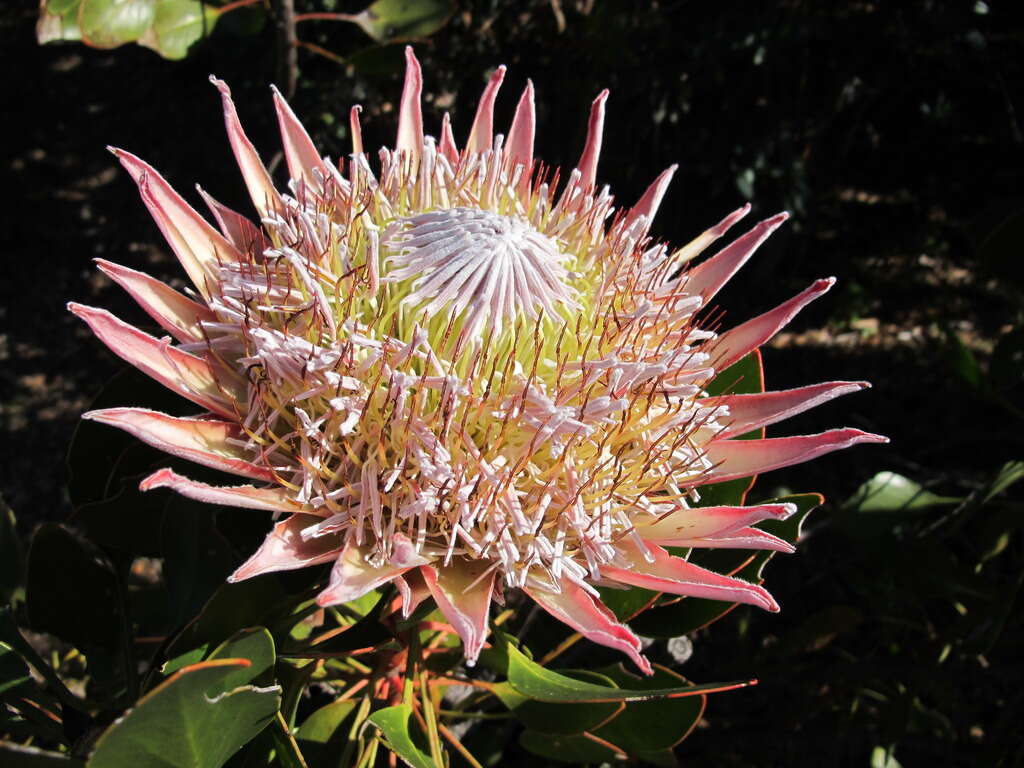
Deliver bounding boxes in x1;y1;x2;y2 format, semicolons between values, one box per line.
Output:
70;48;885;673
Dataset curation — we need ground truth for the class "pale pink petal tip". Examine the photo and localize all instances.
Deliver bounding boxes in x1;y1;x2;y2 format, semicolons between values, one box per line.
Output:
396;46;424;159
422;562;495;666
605;542;779;613
526;579;652;675
711;276;837;371
626;163;677;228
139;468;296;513
230;514;343;582
466;64;507;155
711;203;752;236
576;89;609;191
271;84;326;187
81;407;272;482
316;533;431;608
506;80;536;169
705;428;889;484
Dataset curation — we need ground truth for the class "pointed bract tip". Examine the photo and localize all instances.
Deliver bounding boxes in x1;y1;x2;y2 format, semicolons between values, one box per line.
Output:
764;210;790;227
139;468;175;492
81;408;110;423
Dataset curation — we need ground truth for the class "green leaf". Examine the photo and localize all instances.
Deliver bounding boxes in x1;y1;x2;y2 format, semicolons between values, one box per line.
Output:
493;671;623;735
138;0;219;60
595;584;658;622
629;493;822;637
518;729;623;764
705;350;764;398
349;0;454;43
87;659;281;768
506;644;753;703
591;664;704;753
846;471;961;513
26;524;122;653
163;573;287;666
78;0;155;48
207;627;276;691
982;460;1024;504
367;704;434;768
47;0;83;14
0;498;24;606
280;592;391;658
0;742;86;767
295;699;358;768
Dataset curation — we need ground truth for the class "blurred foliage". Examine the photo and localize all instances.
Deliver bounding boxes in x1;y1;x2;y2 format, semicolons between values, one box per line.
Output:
36;0;454;60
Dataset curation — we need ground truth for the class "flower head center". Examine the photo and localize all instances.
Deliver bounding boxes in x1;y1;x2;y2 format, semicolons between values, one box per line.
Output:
385;207;577;335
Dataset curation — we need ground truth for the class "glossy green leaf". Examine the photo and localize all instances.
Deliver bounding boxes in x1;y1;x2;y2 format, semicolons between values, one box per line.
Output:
87;659;280;768
847;471;961;513
280;592;391;657
79;0;155;48
164;574;287;665
295;699;358;768
139;0;219;60
0;742;85;767
493;671;623;735
506;644;753;703
596;584;658;622
629;493;822;637
207;627;276;691
591;663;704;753
705;350;764;398
26;524;122;653
366;704;433;768
518;729;623;764
350;0;454;43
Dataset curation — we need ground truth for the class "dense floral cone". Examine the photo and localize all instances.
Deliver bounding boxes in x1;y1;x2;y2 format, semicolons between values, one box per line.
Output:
71;48;886;674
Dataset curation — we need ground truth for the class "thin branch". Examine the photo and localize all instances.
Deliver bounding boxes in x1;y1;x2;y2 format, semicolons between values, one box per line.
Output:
218;0;262;15
294;12;359;22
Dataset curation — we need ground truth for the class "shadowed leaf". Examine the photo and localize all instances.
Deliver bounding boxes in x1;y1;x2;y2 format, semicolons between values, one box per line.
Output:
87;659;280;768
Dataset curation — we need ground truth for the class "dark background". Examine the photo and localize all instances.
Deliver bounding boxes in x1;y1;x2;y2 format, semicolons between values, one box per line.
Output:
4;1;1023;765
